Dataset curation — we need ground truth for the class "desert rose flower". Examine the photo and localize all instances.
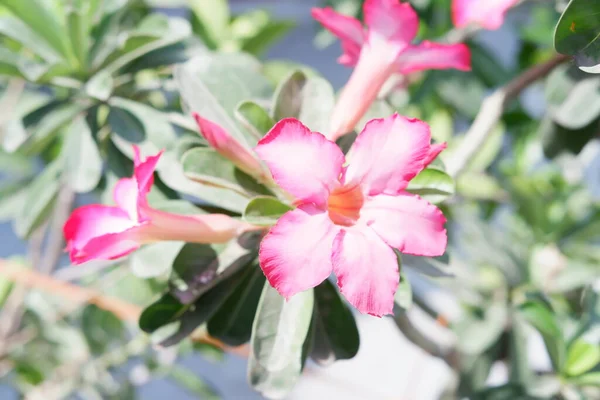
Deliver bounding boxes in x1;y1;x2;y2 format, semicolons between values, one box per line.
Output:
312;0;471;141
452;0;519;30
64;146;254;264
254;115;447;317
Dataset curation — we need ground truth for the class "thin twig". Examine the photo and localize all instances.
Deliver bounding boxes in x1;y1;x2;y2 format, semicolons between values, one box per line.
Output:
446;54;569;178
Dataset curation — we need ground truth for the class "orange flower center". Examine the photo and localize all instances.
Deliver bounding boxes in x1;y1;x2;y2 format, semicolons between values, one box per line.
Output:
327;185;364;226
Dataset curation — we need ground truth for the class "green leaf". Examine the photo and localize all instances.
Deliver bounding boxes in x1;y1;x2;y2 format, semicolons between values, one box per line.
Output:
66;5;89;71
248;283;314;399
102;16;191;74
262;60;319;86
189;0;230;49
510;315;534;385
167;365;219;400
0;16;63;63
3;0;72;62
85;70;113;101
406;167;455;204
181;147;268;197
207;265;266;346
81;304;125;355
395;272;413;311
456;304;508;355
243;196;293;226
552;77;600;129
139;293;184;334
235;101;274;142
539;114;599;159
469;41;512;87
518;301;566;371
63;116;102;193
456;172;505;201
311;279;359;365
565;340;600;376
571;372;600;387
241;19;295;57
272;70;335;133
14;161;61;238
170;233;260;305
108;106;146;143
174;52;271;148
161;269;249;346
554;0;600;71
130;242;185;279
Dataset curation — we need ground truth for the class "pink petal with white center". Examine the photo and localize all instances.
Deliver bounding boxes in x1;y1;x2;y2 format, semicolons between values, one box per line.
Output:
424;142;447;167
364;0;418;52
259;204;339;299
255;118;345;206
193;113;265;178
63;205;139;264
396;41;471;74
344;114;433;195
311;7;364;67
452;0;518;30
113;177;139;221
361;192;447;256
332;226;399;317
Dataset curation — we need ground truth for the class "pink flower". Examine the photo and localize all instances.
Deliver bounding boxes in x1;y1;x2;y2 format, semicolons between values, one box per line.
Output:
193;113;267;180
312;0;471;141
64;146;254;264
255;115;447;317
452;0;519;30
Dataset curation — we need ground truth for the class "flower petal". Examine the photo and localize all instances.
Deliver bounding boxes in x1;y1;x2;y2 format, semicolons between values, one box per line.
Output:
396;41;471;74
74;230;141;264
452;0;518;30
113;177;139;221
63;205;139;264
255;118;345;206
332;226;399;317
361;193;447;256
259;205;338;299
424;142;447;167
132;145;162;198
344;113;433;195
364;0;418;51
311;7;364;67
193;113;265;178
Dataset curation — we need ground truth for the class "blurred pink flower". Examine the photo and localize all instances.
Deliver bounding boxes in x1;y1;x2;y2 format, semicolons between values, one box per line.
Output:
452;0;519;30
255;115;447;317
64;146;254;264
312;0;471;141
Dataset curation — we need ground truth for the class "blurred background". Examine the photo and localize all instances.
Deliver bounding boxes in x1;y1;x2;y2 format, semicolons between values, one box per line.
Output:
1;0;599;399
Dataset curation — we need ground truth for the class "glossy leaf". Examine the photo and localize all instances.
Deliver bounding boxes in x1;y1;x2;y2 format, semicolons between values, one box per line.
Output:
248;283;314;399
207;265;265;346
243;196;293;226
311;279;359;365
554;0;600;71
235;101;274;142
139;293;184;334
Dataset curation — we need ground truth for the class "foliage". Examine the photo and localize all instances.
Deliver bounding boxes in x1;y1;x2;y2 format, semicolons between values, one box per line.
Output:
0;0;599;399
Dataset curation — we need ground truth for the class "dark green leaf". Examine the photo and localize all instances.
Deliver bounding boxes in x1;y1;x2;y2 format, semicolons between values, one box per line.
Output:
207;265;265;346
311;279;359;365
243;196;292;226
139;293;185;334
248;283;314;399
554;0;600;71
108;106;146;143
170;233;260;304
